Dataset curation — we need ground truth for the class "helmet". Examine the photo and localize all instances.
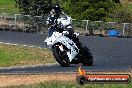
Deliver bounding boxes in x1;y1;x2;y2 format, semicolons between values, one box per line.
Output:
53;4;62;15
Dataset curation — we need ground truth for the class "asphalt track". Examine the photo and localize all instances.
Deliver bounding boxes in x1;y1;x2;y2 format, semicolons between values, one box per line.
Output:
0;31;132;73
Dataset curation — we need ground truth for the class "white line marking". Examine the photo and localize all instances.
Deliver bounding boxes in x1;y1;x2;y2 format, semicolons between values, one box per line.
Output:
0;41;42;49
0;63;58;70
22;45;28;47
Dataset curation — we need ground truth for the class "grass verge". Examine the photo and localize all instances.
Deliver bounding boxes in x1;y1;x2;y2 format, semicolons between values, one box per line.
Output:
0;0;19;14
8;81;132;88
0;44;55;67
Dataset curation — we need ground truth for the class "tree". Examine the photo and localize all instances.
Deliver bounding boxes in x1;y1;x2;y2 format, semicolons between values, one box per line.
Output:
15;0;52;15
15;0;31;14
15;0;120;20
61;0;119;21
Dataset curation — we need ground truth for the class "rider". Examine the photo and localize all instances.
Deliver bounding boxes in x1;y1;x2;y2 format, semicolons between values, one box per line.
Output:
46;4;80;47
46;4;73;36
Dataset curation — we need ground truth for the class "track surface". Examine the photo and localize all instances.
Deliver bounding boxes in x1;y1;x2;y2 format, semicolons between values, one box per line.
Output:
0;31;132;73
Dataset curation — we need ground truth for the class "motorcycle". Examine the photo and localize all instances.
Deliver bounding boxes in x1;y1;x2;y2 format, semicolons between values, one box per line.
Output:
44;16;93;67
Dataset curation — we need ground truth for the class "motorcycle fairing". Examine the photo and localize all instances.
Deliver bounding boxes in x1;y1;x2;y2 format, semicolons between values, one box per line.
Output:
45;32;79;62
56;36;79;62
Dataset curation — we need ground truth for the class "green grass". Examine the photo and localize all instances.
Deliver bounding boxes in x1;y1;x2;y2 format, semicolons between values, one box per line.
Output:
121;3;132;12
0;0;19;14
8;81;132;88
0;44;55;67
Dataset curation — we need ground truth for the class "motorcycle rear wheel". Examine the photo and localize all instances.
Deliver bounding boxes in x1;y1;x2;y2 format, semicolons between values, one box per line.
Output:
80;44;93;66
53;46;70;67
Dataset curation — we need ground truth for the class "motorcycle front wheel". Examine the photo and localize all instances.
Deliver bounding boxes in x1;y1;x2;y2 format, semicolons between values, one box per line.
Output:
53;46;70;67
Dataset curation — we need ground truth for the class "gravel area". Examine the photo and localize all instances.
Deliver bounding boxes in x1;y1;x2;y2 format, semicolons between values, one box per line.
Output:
0;72;131;87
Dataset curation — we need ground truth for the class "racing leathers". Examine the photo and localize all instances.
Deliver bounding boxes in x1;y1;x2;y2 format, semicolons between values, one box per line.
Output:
46;13;80;48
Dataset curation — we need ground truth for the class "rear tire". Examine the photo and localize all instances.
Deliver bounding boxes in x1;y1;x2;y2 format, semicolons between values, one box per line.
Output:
53;46;70;67
80;44;93;66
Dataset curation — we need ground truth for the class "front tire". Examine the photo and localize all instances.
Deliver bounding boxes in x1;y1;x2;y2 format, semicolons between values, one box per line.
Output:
53;46;70;67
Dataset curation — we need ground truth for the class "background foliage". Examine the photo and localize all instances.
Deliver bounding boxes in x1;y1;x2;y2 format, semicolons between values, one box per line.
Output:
15;0;121;21
15;0;52;15
61;0;120;21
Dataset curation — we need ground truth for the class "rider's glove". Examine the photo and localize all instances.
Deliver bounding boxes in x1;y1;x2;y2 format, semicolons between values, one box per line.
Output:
62;31;69;35
73;32;80;37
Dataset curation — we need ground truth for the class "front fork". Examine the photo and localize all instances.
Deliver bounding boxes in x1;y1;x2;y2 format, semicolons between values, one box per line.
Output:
58;45;64;52
57;44;78;62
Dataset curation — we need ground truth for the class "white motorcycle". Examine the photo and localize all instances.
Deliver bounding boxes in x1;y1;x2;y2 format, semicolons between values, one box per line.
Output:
44;16;93;67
